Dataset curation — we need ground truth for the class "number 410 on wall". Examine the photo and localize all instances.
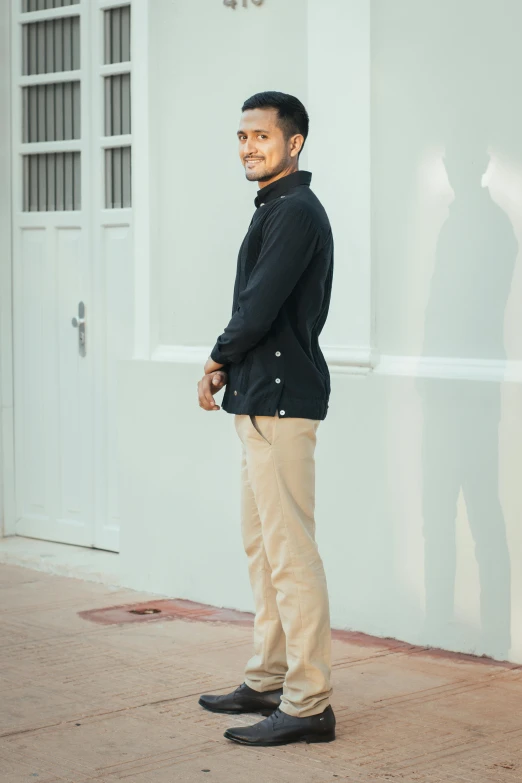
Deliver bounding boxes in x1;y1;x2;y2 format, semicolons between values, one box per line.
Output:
224;0;264;8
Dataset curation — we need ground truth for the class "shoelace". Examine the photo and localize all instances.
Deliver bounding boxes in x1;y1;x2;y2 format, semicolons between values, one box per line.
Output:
266;709;283;727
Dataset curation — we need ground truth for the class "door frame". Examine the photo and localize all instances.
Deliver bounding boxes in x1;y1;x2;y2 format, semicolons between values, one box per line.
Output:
0;0;15;538
1;0;150;543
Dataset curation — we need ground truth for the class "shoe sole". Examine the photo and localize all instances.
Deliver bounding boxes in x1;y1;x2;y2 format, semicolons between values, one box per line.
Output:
198;699;275;717
223;730;336;746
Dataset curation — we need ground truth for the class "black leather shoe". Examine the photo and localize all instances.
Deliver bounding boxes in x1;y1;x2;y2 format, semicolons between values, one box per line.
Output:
224;705;336;746
198;683;283;716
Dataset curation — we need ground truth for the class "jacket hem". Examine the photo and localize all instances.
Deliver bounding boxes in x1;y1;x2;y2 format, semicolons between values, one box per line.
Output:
222;394;329;420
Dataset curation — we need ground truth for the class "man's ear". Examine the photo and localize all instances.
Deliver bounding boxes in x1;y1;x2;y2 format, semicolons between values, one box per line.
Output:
290;134;304;158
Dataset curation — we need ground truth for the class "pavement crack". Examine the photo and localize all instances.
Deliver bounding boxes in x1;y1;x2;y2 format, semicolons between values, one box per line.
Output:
0;721;63;739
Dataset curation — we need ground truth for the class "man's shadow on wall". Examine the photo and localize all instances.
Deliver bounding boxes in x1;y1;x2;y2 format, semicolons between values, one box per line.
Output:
418;144;517;660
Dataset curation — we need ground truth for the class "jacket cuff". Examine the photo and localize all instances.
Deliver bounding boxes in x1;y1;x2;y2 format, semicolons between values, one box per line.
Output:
210;344;229;365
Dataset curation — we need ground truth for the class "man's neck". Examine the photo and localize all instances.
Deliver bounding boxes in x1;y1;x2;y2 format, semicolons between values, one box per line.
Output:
258;166;299;189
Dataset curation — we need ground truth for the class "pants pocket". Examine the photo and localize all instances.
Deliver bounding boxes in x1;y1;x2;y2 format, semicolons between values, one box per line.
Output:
249;415;273;445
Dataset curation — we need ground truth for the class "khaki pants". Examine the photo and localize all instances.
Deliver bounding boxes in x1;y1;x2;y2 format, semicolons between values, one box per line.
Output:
234;413;332;718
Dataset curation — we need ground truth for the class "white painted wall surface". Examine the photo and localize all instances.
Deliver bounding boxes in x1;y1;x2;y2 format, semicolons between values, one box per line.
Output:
118;0;522;664
147;0;372;365
149;0;307;349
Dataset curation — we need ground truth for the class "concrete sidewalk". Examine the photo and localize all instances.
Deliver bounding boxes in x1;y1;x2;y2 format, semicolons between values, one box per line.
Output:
1;563;521;783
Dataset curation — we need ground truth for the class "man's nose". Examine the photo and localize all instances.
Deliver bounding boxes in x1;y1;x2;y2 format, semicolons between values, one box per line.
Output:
244;138;258;157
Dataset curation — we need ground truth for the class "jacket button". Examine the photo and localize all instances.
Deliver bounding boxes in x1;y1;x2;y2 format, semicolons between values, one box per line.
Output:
280;410;286;416
275;378;281;384
275;351;281;357
234;390;238;396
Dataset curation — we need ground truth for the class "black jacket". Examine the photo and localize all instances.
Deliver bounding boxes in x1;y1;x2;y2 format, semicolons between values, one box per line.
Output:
210;170;334;420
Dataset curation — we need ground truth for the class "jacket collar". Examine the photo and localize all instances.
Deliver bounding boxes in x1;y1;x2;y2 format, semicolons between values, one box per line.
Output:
254;170;312;208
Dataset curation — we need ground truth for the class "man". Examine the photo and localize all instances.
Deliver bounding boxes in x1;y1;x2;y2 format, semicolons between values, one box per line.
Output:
197;91;335;747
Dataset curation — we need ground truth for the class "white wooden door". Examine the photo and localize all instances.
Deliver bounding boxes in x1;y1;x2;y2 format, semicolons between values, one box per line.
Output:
11;0;134;551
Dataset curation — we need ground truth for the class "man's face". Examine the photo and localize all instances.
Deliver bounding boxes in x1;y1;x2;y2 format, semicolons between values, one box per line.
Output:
237;108;297;183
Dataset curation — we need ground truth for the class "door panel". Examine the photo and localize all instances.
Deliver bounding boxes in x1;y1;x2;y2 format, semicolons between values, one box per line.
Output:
56;228;93;539
93;223;134;552
18;228;47;522
15;222;94;547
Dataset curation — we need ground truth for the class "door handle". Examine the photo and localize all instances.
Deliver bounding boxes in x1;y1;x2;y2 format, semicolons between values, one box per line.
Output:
71;301;86;357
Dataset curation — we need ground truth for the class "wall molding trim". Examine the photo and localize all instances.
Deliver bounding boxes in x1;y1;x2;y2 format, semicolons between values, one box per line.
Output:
374;354;522;383
151;345;208;364
150;346;522;383
151;344;375;375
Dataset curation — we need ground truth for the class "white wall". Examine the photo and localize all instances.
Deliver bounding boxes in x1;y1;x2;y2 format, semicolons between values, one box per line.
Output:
147;0;372;363
369;0;522;661
118;0;522;664
149;0;308;349
372;0;522;361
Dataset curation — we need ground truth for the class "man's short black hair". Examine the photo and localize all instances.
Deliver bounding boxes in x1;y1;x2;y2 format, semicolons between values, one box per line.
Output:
241;91;309;156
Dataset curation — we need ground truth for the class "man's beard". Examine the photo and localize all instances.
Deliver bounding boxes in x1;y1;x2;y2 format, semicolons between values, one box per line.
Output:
244;158;289;182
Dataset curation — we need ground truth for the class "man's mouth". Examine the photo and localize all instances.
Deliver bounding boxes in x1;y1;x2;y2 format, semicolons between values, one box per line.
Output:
245;159;263;165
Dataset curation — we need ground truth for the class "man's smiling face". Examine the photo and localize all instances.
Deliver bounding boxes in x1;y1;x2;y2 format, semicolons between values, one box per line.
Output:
238;107;297;184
